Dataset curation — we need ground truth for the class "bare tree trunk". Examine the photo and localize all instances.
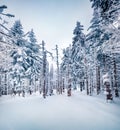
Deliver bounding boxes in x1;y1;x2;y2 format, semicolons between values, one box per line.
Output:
62;78;65;93
0;74;1;96
42;41;46;98
43;79;46;98
113;57;119;97
67;46;72;96
96;66;100;95
56;45;60;94
86;77;89;95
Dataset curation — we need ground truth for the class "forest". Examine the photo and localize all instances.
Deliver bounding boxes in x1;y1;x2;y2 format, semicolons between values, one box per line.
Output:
0;0;120;102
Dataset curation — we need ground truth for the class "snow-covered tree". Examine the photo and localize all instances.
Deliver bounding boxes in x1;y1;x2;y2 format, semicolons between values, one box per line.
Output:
71;21;86;90
8;21;42;94
88;0;120;97
0;5;14;39
61;45;72;96
9;20;25;46
26;29;42;92
8;20;26;92
0;5;15;95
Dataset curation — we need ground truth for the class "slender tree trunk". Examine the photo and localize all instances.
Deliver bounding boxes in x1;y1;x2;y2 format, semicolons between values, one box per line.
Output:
62;78;65;92
67;46;71;96
96;66;100;95
42;41;46;98
0;74;1;96
43;79;46;98
4;72;7;95
113;57;119;97
86;77;89;95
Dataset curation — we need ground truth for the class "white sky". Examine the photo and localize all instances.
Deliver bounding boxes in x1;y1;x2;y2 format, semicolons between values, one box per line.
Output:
0;0;93;58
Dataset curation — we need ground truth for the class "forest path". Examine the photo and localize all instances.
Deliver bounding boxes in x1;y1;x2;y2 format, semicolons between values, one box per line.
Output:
0;90;120;130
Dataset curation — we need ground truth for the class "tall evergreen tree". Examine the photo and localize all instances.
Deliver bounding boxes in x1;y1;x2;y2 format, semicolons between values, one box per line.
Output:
71;21;85;90
26;29;42;92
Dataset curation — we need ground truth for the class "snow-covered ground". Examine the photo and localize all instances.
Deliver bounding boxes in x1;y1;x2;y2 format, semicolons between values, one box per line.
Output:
0;90;120;130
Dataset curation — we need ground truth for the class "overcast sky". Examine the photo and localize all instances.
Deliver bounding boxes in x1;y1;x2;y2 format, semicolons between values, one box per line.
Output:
0;0;93;55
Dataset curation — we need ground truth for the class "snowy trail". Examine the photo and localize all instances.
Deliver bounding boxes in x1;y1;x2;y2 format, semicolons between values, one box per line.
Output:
0;91;120;130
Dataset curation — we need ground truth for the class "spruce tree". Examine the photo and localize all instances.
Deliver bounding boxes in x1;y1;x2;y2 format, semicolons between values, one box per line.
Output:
71;21;85;91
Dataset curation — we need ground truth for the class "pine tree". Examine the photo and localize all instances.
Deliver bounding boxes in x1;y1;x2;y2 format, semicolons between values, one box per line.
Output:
71;21;85;91
9;20;25;46
28;29;37;43
73;21;85;46
26;29;42;92
9;21;26;88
